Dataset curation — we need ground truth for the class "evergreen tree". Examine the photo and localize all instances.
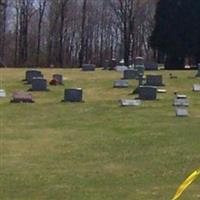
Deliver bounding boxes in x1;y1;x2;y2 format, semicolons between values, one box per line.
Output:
150;0;200;69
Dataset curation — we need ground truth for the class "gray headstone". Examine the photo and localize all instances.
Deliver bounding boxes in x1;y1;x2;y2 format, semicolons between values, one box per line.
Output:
173;98;189;107
123;69;138;80
0;89;6;97
64;88;83;102
82;64;95;71
146;75;164;86
31;78;48;91
26;70;43;84
135;57;144;65
195;66;200;77
102;60;109;70
52;74;63;85
193;84;200;92
139;86;157;100
115;65;128;72
176;108;188;117
120;99;142;106
113;80;129;88
132;74;144;94
176;94;187;99
135;65;145;75
11;91;34;103
145;61;158;70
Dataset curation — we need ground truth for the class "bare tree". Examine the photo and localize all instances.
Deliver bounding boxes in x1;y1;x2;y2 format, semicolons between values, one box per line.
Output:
36;0;46;65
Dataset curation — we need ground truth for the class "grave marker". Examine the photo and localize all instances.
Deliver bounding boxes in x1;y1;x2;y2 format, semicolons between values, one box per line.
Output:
25;70;43;84
135;57;144;65
29;78;48;91
0;89;6;97
51;74;64;85
63;88;83;102
113;80;129;88
145;75;164;86
82;64;95;71
145;61;158;70
119;99;142;106
195;66;200;77
10;91;34;103
139;86;157;100
123;69;138;80
176;108;188;117
193;84;200;92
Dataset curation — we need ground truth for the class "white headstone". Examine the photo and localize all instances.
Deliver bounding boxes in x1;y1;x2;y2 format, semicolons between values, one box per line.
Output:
173;98;189;107
119;99;142;106
193;84;200;92
0;89;6;97
176;108;188;117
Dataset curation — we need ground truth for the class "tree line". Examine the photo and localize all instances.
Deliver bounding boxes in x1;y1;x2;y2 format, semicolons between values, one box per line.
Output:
0;0;156;67
1;0;199;69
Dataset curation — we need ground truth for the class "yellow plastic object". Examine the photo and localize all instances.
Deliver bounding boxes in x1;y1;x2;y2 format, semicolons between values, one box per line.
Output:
172;168;200;200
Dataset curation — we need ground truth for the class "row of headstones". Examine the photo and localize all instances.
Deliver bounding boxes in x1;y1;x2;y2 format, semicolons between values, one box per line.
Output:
81;57;158;72
9;70;84;103
103;57;159;71
113;71;200;117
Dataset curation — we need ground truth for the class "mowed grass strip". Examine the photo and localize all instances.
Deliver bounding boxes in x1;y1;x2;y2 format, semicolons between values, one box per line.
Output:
0;68;200;200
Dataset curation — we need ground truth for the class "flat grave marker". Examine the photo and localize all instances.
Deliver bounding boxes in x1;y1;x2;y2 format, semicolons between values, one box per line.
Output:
193;84;200;92
119;99;142;106
0;89;6;97
176;108;188;117
10;91;34;103
113;80;129;88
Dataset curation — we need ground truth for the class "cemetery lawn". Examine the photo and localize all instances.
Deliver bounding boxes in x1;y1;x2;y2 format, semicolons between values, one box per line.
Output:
1;68;200;200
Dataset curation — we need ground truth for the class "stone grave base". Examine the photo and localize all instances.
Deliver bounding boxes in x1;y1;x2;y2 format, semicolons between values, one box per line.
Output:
193;84;200;92
10;92;34;103
176;108;188;117
0;89;6;97
113;80;129;88
119;99;142;106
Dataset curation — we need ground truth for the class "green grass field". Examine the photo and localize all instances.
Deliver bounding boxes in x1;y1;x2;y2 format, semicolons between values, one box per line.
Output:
0;68;200;200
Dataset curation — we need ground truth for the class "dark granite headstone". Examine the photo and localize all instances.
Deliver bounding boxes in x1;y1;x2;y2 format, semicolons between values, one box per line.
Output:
26;70;43;84
30;78;48;91
139;86;157;100
63;88;83;102
123;69;138;80
113;80;129;88
52;74;63;85
82;64;95;71
145;61;158;70
145;75;164;86
11;91;34;103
